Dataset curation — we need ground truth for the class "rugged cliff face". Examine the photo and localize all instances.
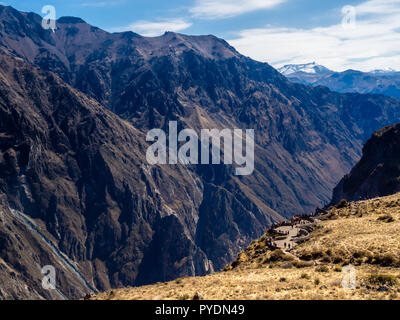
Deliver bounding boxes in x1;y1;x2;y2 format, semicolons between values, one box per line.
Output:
1;5;400;299
2;5;400;216
332;123;400;204
0;196;93;299
0;49;229;298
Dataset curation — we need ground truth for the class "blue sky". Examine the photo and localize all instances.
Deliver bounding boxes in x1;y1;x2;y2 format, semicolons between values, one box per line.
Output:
2;0;400;71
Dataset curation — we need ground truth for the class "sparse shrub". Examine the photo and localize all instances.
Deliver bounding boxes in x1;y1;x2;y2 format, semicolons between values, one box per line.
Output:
279;277;287;282
300;273;310;280
192;292;202;300
293;261;312;268
334;266;342;272
377;214;395;223
353;250;365;259
316;265;329;272
330;213;339;220
314;279;320;285
237;253;249;263
321;256;331;263
256;241;266;250
107;290;115;300
372;254;396;267
367;274;397;286
223;264;233;271
269;249;290;262
298;251;313;261
311;249;325;260
336;199;349;209
332;255;344;264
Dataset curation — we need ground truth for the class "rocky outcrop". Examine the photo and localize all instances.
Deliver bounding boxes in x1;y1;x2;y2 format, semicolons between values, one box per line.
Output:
332;123;400;204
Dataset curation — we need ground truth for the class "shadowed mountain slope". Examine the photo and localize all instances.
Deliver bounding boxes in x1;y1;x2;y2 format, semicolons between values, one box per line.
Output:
1;48;279;297
2;5;400;217
332;123;400;204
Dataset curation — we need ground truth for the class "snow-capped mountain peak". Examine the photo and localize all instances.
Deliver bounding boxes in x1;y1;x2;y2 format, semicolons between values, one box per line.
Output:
278;62;333;76
369;68;399;75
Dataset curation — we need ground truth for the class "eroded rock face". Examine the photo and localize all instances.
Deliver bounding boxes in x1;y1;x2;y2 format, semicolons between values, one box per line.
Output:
0;50;209;297
332;123;400;204
2;6;400;217
0;195;92;300
1;5;400;299
3;6;400;215
0;48;279;298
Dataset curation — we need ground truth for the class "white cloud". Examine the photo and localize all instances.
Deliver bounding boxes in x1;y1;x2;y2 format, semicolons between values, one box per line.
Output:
113;18;192;37
190;0;286;19
228;0;400;71
356;0;400;15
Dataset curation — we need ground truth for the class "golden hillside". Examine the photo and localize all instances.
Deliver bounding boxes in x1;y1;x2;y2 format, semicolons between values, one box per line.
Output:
91;193;400;300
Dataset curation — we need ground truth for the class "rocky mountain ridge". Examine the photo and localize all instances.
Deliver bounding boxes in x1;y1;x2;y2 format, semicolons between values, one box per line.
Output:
1;5;400;299
332;122;400;204
0;48;220;298
279;63;400;98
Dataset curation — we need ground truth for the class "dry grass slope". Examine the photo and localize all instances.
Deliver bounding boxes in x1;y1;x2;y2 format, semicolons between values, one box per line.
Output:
92;193;400;300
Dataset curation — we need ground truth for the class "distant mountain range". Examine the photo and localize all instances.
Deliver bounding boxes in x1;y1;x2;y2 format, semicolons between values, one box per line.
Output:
279;63;400;98
1;4;400;299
